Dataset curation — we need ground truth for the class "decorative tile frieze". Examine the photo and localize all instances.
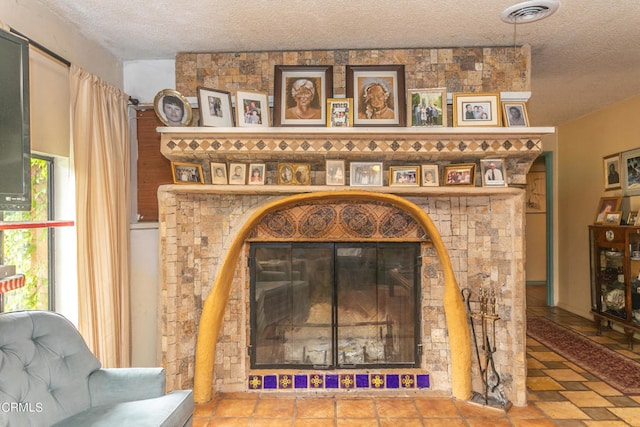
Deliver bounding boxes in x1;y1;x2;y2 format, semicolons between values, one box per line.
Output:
244;373;430;392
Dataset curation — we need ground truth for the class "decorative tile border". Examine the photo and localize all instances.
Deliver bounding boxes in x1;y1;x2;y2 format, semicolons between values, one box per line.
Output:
247;373;430;391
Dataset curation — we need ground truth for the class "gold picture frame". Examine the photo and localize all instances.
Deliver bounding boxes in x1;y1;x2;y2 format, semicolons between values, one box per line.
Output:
389;166;420;186
154;89;192;127
502;101;530;127
278;163;311;185
326;98;353;127
171;161;203;184
407;88;447;127
452;93;501;127
594;196;622;224
443;163;476;186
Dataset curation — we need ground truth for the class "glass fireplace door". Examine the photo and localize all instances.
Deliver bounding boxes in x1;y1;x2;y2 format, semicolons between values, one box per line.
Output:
250;242;419;369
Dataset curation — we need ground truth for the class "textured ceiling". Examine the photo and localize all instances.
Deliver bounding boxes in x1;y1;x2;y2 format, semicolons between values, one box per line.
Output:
35;0;640;126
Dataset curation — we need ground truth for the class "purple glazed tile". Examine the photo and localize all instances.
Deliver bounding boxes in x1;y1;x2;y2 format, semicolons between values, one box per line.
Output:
370;374;385;389
356;374;369;388
340;374;355;389
248;375;262;390
400;374;415;388
325;374;339;388
279;374;293;389
386;374;399;388
295;374;308;389
417;374;430;389
309;373;324;389
263;375;277;389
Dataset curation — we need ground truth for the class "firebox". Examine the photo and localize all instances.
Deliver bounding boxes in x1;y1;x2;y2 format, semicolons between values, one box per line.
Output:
250;242;420;369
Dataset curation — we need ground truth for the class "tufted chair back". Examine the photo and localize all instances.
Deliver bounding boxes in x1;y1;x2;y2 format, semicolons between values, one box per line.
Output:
0;310;101;427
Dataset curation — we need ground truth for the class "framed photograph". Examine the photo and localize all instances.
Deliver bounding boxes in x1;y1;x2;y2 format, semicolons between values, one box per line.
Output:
326;160;345;186
327;98;353;127
526;172;546;213
171;161;203;184
228;163;247;185
210;162;228;185
407;88;447;127
235;90;269;127
421;165;440;187
346;65;406;127
604;211;623;226
443;163;476;186
278;163;311;185
154;89;192;127
604;153;621;191
350;162;384;187
389;166;420;186
480;159;507;187
627;210;638;226
621;149;640;196
197;87;233;127
452;93;501;127
273;65;333;127
502;101;529;127
248;163;266;185
594;196;622;224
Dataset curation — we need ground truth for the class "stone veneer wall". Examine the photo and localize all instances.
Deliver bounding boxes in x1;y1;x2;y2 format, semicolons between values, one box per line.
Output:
175;46;530;117
158;189;527;405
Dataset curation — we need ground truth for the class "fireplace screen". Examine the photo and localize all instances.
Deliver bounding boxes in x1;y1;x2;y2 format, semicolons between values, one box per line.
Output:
250;242;420;369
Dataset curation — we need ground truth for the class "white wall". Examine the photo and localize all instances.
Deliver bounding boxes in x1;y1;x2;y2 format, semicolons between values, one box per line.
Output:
124;60;176;104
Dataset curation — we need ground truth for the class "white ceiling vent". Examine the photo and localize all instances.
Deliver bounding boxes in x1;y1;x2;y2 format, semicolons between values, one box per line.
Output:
501;0;560;24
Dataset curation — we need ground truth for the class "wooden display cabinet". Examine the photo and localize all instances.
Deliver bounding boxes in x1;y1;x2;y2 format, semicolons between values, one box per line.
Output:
589;225;640;349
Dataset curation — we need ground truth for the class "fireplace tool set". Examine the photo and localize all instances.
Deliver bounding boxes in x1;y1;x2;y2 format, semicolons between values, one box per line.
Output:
461;286;511;411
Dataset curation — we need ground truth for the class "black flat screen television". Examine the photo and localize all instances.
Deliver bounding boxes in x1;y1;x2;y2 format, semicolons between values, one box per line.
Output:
0;29;30;212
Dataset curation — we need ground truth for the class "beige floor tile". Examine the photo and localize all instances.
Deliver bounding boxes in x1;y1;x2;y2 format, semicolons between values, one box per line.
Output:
414;396;461;417
559;391;612;407
254;398;295;417
466;419;513;427
375;397;419;418
584;382;623;396
543;369;588;382
527;337;542;346
528;351;567;362
583;422;634;427
527;358;546;369
562;361;586;373
336;419;378;427
588;336;619;344
414;419;467;427
213;399;258;417
510;420;557;427
335;398;376;418
526;376;565;391
507;404;547;419
208;418;250;427
616;349;640;359
248;418;288;427
456;401;509;419
295;398;335;418
379;419;424;427
608;407;640;426
535;401;590;419
293;419;336;427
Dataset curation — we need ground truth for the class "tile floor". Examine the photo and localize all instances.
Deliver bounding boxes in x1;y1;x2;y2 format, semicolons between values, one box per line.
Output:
192;286;640;426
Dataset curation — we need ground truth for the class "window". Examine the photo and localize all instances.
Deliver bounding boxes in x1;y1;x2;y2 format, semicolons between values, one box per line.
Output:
250;242;420;369
0;155;54;311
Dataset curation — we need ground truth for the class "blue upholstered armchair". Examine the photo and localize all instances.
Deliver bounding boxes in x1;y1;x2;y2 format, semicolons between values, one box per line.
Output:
0;310;193;426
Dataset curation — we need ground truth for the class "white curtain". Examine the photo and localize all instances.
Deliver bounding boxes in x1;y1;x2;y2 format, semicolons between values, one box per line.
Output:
70;65;130;367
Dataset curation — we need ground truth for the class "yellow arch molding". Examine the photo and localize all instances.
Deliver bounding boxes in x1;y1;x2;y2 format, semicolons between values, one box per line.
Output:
193;191;471;402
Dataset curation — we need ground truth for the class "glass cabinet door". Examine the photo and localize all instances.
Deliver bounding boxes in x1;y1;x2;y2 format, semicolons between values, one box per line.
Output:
630;231;640;324
599;247;626;319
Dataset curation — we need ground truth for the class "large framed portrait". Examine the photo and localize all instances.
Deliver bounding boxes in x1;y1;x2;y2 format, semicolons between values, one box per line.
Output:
621;148;640;196
346;65;406;127
273;65;333;127
603;153;621;191
327;98;353;127
443;163;476;186
480;159;507;187
350;162;384;186
197;87;233;127
594;196;622;224
407;88;447;127
154;89;192;127
502;101;529;127
235;90;269;127
171;161;203;184
452;93;501;127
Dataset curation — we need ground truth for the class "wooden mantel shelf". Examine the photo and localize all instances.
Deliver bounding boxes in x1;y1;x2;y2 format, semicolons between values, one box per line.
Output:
158;126;555;185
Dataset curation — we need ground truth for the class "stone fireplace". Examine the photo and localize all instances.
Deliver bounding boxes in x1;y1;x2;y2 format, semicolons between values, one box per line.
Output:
156;127;552;406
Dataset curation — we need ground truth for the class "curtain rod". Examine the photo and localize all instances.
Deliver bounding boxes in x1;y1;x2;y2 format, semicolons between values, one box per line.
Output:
10;28;71;67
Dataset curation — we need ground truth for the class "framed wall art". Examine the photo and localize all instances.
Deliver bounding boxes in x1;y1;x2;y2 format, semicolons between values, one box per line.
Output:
228;163;247;185
210;162;228;185
594;196;622;224
171;161;203;184
502;101;529;127
350;162;383;186
407;88;446;127
197;87;234;127
326;160;345;186
248;163;266;185
480;159;507;187
389;166;420;186
273;65;333;127
621;148;640;196
346;65;405;127
627;210;638;226
452;93;501;127
604;211;623;226
154;89;192;127
443;163;476;186
278;163;311;185
421;164;439;187
327;98;353;127
603;153;621;191
235;90;269;127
